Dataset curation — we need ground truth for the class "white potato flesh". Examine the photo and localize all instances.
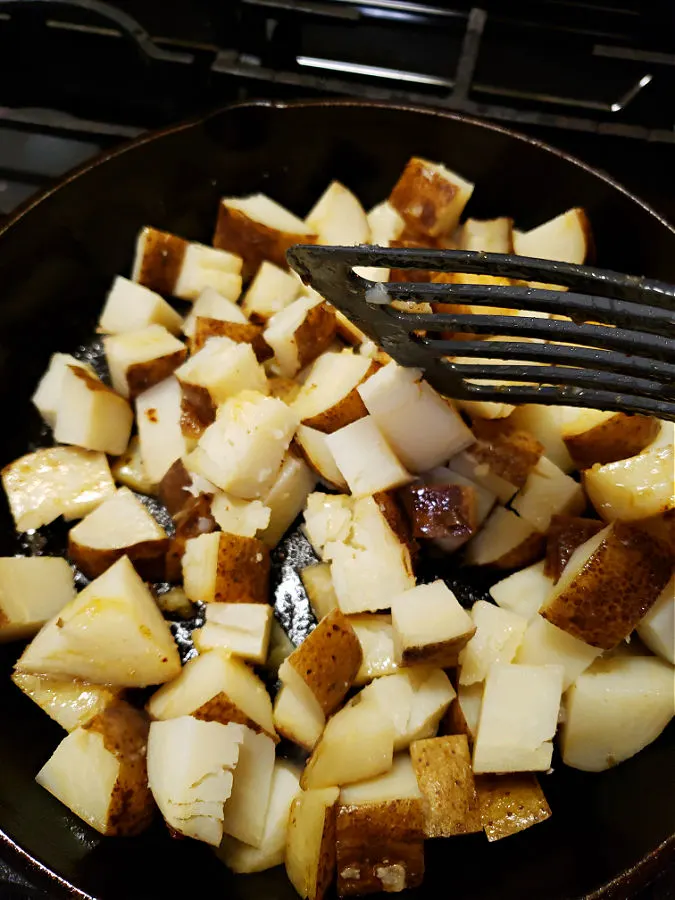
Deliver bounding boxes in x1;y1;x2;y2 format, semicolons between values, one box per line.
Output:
358;363;473;472
301;563;339;620
350;614;399;685
263;294;323;377
173;243;243;302
463;507;541;567
511;456;585;532
357;673;414;749
217;761;301;873
210;492;270;538
104;325;186;398
147;717;246;845
11;672;121;732
99;276;183;335
561;655;675;772
274;683;326;752
391;581;475;665
367;201;405;245
241;260;302;322
176;338;268;404
182;286;248;338
193;603;273;664
584;445;675;522
644;419;675;453
326;416;412;497
473;663;564;773
68;486;166;553
221;727;276;847
285;787;339;900
448;449;519;505
460;216;513;253
111;436;156;495
456;682;484;739
53;366;133;456
515;615;602;690
2;447;116;532
266;620;295;673
306;181;370;245
340;753;421;806
31;353;94;428
489;561;554;622
509;405;577;473
146;650;276;740
188;391;299;499
290;350;373;423
0;557;74;643
224;193;312;233
637;576;674;664
295;425;348;491
459;600;528;686
514;208;589;266
303;493;353;558
259;453;317;548
136;377;190;483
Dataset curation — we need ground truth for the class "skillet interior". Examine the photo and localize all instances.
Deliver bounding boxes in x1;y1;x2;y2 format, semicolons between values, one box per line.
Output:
0;100;673;900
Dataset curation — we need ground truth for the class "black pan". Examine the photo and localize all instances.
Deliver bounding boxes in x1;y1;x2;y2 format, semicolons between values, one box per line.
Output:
0;100;673;900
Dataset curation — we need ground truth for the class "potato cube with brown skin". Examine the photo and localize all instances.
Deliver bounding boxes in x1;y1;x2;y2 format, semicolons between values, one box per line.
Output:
472;663;564;774
2;447;116;532
544;515;605;583
136;377;190;484
509;405;576;473
350;614;399;686
411;734;482;837
181;286;248;339
191;318;272;362
264;295;336;378
515;615;601;690
68;487;169;580
210;492;270;538
0;558;74;643
367;201;405;246
214;194;317;278
259;452;317;548
459;601;528;686
326;416;413;498
31;353;95;428
443;682;484;744
489;561;554;622
398;482;476;545
16;556;181;688
541;523;673;650
11;672;122;732
303;494;354;559
104;325;187;400
561;409;660;469
561;655;675;772
146;650;277;741
513;208;592;267
188;391;299;499
98;276;183;335
111;436;156;495
448;448;522;505
147;716;246;845
192;602;273;664
295;425;348;491
280;609;363;718
52;366;133;456
158;458;215;517
165;493;218;582
274;683;326;752
36;702;153;836
176;337;268;415
221;726;276;848
389;157;474;238
584;444;674;526
286;787;339;900
475;773;551;842
463;507;545;569
306;181;370;245
241;260;302;322
391;581;475;668
637;576;674;664
291;350;378;434
182;531;270;605
511;456;585;533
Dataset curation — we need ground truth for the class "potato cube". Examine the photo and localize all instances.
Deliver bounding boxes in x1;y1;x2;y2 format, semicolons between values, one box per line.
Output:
104;325;186;400
391;581;475;667
303;493;353;558
182;286;248;338
182;531;270;605
99;275;182;335
241;260;302;322
136;376;190;483
561;409;660;469
221;726;276;847
475;773;551;841
307;181;370;245
637;576;674;664
111;435;156;495
52;366;133;456
458;601;528;686
210;492;270;538
0;557;74;643
301;563;339;620
291;350;377;434
264;295;336;377
389;156;474;238
509;404;576;473
31;353;94;428
584;445;674;525
326;416;412;498
544;515;605;582
11;672;122;732
489;561;553;622
175;337;268;412
515;615;601;690
295;425;348;491
444;682;484;743
350;614;399;685
511;456;585;532
286;787;339;900
192;602;273;664
463;507;545;569
367;201;405;246
259;452;317;548
410;734;481;837
513;208;591;267
274;683;326;752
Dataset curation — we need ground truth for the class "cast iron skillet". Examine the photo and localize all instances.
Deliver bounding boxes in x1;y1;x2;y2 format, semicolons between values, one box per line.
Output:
0;100;673;900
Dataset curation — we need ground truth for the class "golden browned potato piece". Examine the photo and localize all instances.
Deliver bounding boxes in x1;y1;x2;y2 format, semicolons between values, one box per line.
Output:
165;493;217;582
475;773;551;842
544;515;605;582
541;523;673;649
283;609;363;716
336;799;425;896
398;482;476;542
410;734;481;837
286;787;339;900
389;157;474;239
562;411;660;469
191;317;273;361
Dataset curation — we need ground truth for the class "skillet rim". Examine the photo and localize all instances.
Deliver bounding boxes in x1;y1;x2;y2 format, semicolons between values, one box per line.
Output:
0;97;672;900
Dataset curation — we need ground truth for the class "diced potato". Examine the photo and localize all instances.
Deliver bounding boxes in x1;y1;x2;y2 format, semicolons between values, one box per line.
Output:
99;276;182;335
458;600;528;686
541;523;672;649
472;663;564;773
509;405;576;473
147;716;246;845
637;576;674;664
210;492;270;538
259;452;317;548
461;217;514;253
489;561;553;622
367;201;405;246
31;353;94;428
176;338;269;416
280;609;362;717
188;391;298;499
192;602;273;664
182;286;248;339
286;787;339;900
264;295;336;377
584;445;674;525
350;614;399;685
217;761;301;873
295;425;349;491
511;456;585;532
266;619;295;672
274;683;326;752
306;181;370;246
68;487;168;580
191;317;271;362
513;208;591;267
427;466;497;531
37;702;153;836
303;493;354;558
560;409;660;469
357;362;473;472
399;481;475;552
448;448;522;505
111;436;156;495
221;727;276;847
410;734;481;837
165;493;217;582
104;325;186;400
52;365;133;456
182;531;270;605
544;515;605;582
214;193;317;277
389;156;474;238
463;507;545;569
136;376;190;483
561;655;675;772
16;556;181;687
326;416;412;498
475;773;551;841
2;447;115;532
147;650;276;740
11;672;122;732
241;260;302;322
444;682;484;742
291;350;377;433
0;557;74;643
391;581;475;667
515;615;601;690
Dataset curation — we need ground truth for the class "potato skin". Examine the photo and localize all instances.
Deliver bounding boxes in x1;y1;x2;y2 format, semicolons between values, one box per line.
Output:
192;691;278;742
471;429;544;490
126;348;187;401
303;361;379;434
165;494;217;582
542;522;673;649
491;531;547;570
544;515;605;582
401;633;474;669
398;482;476;541
374;490;418;556
158;458;194;516
191;317;273;361
389;158;461;238
295;302;337;372
410;735;481;837
475;773;551;842
564;413;659;469
287;608;363;715
214;533;271;604
135;228;187;295
180;382;216;439
68;535;169;582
